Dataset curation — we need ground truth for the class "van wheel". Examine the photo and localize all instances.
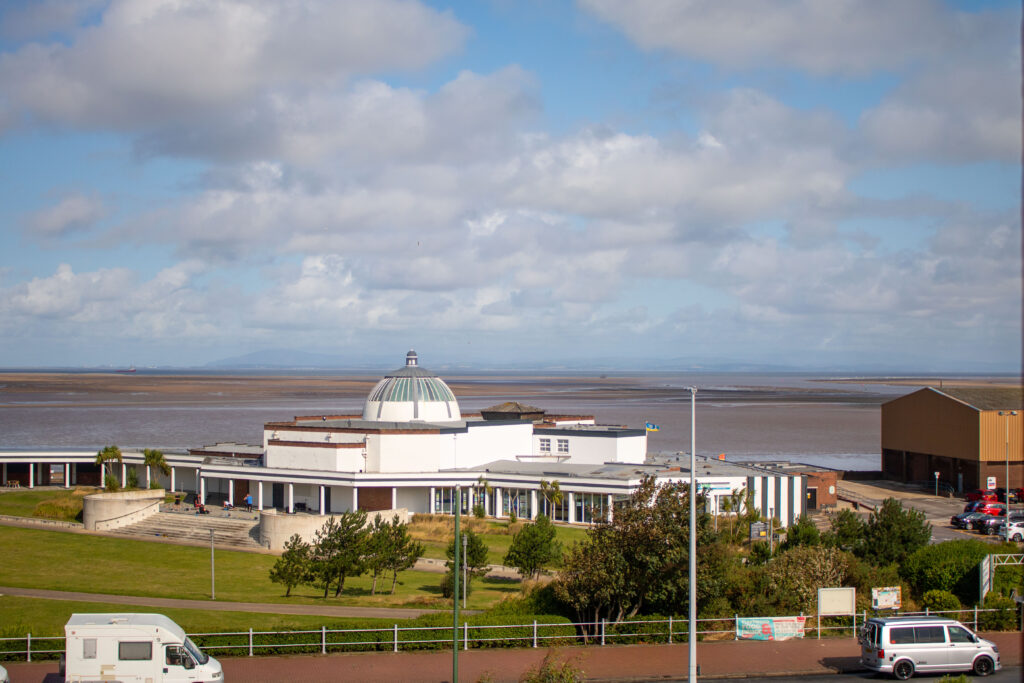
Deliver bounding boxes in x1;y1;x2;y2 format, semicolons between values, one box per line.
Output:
973;655;994;676
892;659;914;680
1012;533;1022;542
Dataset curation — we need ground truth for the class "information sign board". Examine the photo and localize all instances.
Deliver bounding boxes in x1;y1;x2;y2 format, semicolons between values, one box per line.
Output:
872;586;901;610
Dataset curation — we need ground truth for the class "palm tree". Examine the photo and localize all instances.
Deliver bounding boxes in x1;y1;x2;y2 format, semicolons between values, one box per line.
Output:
473;475;493;516
143;448;171;489
95;445;122;491
539;479;563;519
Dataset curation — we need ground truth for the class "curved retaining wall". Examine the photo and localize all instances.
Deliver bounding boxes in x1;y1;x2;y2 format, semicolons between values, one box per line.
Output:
260;508;409;551
83;489;165;531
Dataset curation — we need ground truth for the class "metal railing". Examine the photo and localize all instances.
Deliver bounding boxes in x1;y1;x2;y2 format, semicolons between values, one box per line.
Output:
2;607;1016;662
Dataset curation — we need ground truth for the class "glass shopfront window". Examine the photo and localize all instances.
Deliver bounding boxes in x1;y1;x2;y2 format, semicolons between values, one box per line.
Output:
433;487;471;515
502;488;532;519
540;495;569;522
574;492;607;524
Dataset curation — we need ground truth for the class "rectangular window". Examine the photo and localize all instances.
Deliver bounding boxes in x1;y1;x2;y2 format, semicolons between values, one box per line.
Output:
557;439;569;454
889;627;915;644
118;641;153;661
948;626;973;643
83;639;97;659
914;626;945;643
539;438;551;452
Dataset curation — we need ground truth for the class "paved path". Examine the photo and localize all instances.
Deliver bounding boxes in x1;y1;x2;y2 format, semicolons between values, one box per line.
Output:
0;586;443;620
5;631;1020;682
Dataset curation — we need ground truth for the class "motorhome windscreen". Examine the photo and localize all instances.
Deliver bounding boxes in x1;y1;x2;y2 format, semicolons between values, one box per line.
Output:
184;637;209;665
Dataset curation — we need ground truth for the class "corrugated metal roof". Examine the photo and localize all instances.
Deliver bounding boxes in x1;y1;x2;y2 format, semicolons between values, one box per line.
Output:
932;386;1024;411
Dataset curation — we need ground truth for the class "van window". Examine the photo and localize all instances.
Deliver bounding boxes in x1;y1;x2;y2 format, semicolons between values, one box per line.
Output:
864;623;879;646
118;641;153;661
948;626;973;643
82;638;96;659
890;627;915;644
915;626;946;643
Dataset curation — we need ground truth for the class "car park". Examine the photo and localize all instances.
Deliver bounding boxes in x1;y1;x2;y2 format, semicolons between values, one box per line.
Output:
994;487;1023;504
964;489;998;502
860;616;999;679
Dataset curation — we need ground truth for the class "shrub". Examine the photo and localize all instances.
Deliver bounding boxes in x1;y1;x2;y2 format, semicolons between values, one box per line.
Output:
103;473;120;492
900;540;988;604
126;468;139;489
440;569;473;600
978;594;1017;631
519;650;584;683
921;589;961;613
473;503;486;519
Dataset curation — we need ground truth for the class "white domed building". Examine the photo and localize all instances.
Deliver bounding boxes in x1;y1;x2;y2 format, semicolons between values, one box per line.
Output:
2;351;811;547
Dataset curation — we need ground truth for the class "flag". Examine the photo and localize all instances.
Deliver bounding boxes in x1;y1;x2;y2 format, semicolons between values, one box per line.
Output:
645;422;660;432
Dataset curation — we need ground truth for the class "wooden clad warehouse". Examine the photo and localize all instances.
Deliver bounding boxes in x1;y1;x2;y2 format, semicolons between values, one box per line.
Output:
881;386;1023;492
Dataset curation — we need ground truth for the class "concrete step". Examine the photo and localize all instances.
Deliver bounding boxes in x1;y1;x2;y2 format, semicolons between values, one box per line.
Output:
110;512;264;550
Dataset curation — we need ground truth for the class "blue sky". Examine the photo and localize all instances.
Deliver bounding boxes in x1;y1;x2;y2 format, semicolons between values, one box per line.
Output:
0;0;1019;371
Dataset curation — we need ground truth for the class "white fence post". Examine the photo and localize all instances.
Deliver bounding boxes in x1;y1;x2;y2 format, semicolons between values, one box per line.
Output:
393;624;398;653
601;619;606;646
27;633;31;662
321;625;326;654
248;627;253;656
668;616;673;644
533;620;538;648
464;622;469;651
734;614;738;641
974;605;978;630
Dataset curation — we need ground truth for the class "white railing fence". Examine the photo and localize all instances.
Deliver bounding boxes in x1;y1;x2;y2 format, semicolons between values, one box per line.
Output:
0;607;1013;662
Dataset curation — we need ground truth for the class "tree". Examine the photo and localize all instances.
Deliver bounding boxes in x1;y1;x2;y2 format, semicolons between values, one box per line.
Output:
95;445;122;491
142;448;170;489
554;476;716;631
445;527;490;578
473;476;492;518
505;514;562;579
859;498;931;566
780;514;821;551
364;514;425;595
269;534;310;597
822;509;865;553
383;516;424;594
765;545;852;613
899;539;989;604
307;511;369;598
539;479;563;518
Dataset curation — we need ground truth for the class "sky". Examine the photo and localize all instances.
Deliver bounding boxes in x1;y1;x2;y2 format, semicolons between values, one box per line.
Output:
0;0;1020;372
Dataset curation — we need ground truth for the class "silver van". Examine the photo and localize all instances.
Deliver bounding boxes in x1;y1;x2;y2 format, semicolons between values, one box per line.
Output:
860;616;1000;679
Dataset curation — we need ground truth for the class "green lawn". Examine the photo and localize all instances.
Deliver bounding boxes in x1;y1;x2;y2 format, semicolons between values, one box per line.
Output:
0;488;87;519
0;526;517;611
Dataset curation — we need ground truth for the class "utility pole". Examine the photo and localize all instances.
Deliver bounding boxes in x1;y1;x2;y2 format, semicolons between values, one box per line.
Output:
210;528;215;600
687;386;697;682
452;486;461;683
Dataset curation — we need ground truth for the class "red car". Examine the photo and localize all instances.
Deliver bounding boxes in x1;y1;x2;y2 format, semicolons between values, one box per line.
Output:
974;502;1006;517
965;489;998;502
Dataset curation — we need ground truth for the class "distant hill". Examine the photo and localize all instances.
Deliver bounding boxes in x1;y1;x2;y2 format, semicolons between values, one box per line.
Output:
204;349;362;369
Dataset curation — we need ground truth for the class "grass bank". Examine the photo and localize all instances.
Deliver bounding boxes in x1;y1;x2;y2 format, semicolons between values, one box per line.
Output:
0;526;519;611
0;487;98;522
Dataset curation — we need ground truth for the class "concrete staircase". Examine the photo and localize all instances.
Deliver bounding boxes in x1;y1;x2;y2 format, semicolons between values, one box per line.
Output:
108;511;264;551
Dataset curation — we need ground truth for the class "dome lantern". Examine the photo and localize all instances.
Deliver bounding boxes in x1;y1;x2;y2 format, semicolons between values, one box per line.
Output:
362;350;461;422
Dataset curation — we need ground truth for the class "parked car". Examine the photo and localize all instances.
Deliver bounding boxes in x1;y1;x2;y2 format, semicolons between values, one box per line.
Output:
0;662;7;683
974;502;1006;517
971;513;1006;535
951;510;986;529
964;489;998;502
859;615;1000;679
1000;519;1024;542
993;488;1020;504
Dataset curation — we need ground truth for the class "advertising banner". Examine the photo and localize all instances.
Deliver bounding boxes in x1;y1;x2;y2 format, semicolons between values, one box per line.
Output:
736;616;807;641
872;586;901;610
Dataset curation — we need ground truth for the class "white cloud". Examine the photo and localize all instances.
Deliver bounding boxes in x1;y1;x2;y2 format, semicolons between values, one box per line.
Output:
25;192;107;238
579;0;1008;76
0;0;468;132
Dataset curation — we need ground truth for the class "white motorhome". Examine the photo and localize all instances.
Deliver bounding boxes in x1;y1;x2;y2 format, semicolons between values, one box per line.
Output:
63;613;223;682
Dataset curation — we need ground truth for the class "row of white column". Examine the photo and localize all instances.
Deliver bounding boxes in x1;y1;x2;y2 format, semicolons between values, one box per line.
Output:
2;462;78;489
195;478;378;516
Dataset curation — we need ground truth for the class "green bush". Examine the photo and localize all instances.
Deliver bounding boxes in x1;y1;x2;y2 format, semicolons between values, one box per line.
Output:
103;473;120;492
900;540;988;604
440;569;473;600
978;594;1017;631
126;468;139;489
921;589;961;613
520;650;584;683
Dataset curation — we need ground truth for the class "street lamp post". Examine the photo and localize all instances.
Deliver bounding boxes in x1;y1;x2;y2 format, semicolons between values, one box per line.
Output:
687;386;697;682
998;411;1017;507
934;471;940;497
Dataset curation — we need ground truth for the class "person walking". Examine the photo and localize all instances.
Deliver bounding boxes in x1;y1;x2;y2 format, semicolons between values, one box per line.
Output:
244;493;253;512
